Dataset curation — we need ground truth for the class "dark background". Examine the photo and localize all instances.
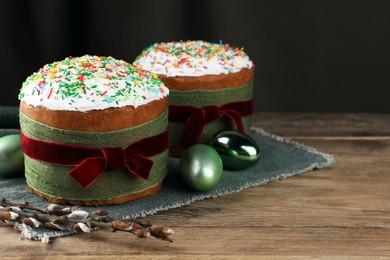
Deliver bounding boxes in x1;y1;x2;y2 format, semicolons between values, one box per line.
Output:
1;0;390;112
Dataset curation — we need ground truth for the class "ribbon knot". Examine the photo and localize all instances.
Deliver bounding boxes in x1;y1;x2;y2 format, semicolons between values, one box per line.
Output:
169;99;254;148
68;150;153;189
202;105;222;122
20;129;169;189
101;147;126;170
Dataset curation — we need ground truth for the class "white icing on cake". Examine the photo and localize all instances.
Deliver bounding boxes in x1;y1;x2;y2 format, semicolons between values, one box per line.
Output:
19;55;169;112
133;40;253;77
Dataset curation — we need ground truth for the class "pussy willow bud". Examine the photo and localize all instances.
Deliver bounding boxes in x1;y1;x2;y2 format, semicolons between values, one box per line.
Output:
47;204;72;215
67;210;89;220
0;211;19;221
9;206;22;212
10;211;19;220
130;222;144;230
72;223;91;233
111;220;132;231
134;228;151;238
96;210;108;216
0;211;11;221
22;218;41;228
150;226;175;237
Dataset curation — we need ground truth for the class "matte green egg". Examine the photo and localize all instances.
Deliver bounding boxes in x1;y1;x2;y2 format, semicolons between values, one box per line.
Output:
210;130;261;170
0;134;24;178
180;144;223;191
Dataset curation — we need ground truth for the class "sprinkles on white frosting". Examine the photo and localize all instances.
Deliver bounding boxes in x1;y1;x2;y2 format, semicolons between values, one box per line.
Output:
133;40;253;77
19;55;169;112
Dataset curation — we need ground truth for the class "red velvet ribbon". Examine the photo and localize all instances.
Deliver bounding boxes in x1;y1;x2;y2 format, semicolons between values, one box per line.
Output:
169;99;253;148
21;129;169;189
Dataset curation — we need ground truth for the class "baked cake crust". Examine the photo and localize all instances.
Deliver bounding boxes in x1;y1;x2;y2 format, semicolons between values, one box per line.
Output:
20;97;168;132
28;183;162;206
158;67;254;91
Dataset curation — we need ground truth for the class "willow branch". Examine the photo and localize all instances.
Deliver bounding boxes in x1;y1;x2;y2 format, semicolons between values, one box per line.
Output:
0;197;174;243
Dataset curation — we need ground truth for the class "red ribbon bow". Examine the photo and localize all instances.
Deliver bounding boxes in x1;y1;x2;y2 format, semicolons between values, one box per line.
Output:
169;99;253;148
21;129;169;189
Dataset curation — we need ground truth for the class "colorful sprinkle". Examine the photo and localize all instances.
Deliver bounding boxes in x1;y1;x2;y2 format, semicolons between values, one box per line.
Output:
47;88;53;99
133;40;253;77
19;55;169;111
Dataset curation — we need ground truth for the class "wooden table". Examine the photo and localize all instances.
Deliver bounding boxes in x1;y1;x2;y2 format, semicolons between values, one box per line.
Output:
1;113;390;259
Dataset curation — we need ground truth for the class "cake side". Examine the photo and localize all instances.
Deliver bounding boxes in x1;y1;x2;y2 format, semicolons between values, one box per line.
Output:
20;107;169;205
20;97;168;132
158;67;254;91
28;179;163;206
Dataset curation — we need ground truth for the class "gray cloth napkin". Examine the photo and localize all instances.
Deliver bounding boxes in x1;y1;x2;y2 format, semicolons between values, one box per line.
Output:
0;127;335;241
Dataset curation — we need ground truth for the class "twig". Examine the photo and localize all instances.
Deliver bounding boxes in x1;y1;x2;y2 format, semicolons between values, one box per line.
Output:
0;197;174;243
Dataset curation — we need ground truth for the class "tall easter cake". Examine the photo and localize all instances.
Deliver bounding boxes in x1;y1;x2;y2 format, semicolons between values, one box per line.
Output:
19;55;169;205
134;40;254;156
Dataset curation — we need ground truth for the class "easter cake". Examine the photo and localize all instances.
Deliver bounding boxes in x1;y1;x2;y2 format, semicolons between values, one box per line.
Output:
134;40;254;156
18;55;169;205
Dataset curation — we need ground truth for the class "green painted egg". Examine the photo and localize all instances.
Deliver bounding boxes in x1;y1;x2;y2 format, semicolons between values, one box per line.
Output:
180;144;223;191
210;130;261;170
0;134;24;178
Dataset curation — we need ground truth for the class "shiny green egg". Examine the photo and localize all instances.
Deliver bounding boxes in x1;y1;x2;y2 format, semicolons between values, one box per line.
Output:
0;134;24;178
180;144;223;191
210;130;261;170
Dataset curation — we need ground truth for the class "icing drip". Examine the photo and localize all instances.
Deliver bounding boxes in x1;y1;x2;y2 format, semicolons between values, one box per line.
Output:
19;55;169;112
133;40;253;77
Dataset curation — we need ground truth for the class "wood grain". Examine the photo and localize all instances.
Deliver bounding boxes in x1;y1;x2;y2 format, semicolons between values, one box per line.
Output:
253;112;390;136
1;113;390;258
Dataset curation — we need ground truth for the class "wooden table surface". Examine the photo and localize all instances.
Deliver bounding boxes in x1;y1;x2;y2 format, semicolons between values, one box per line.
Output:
1;113;390;259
